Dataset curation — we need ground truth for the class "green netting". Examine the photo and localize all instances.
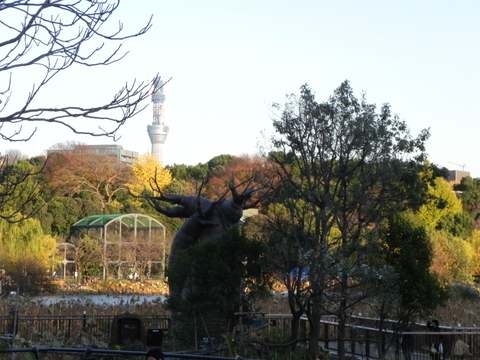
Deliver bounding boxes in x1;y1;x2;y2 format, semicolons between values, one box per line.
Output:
70;213;164;230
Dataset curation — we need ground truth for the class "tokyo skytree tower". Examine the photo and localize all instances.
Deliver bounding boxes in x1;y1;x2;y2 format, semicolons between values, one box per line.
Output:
147;77;169;164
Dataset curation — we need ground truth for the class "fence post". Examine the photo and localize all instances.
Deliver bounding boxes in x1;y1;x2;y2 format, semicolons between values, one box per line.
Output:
324;321;330;350
365;329;370;360
82;311;87;332
350;326;355;356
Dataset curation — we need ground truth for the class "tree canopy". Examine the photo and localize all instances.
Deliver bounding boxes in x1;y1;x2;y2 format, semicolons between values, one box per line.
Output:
264;81;439;359
126;153;173;196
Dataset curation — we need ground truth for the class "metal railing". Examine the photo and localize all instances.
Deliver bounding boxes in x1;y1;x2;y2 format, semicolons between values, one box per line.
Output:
0;347;257;360
0;314;171;347
313;316;480;360
1;313;479;360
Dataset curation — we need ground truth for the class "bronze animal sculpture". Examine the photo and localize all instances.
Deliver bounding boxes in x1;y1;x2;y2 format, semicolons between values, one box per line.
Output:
141;176;269;347
146;182;264;297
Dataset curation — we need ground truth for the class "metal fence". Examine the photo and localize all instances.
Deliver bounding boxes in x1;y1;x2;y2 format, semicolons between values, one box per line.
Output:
0;314;171;347
314;316;480;360
0;347;257;360
1;313;480;360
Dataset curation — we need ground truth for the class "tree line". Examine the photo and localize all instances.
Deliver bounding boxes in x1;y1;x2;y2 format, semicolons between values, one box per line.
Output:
129;81;480;356
0;146;270;290
166;81;480;357
1;83;480;358
1;3;479;357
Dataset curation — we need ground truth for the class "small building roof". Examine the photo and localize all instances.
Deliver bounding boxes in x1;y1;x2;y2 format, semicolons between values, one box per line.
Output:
71;213;164;231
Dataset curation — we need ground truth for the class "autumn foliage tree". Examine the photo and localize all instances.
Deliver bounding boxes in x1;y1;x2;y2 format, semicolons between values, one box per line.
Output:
126;153;172;196
45;147;133;211
416;175;463;230
204;154;276;203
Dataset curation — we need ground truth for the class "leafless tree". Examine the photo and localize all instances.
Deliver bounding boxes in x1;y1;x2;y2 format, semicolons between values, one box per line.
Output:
134;234;163;280
0;0;166;142
4;149;27;162
0;0;166;222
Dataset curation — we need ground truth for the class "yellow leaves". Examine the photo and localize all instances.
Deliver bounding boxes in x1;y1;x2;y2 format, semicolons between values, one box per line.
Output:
417;177;463;230
430;231;474;285
467;230;480;276
125;153;172;196
0;217;58;271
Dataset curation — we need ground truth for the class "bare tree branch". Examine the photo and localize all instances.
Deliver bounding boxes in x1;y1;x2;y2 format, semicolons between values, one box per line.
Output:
0;0;166;222
0;0;165;141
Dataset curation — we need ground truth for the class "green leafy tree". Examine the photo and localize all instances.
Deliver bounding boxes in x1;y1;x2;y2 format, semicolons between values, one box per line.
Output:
72;235;103;281
33;194;105;237
0;159;44;222
266;81;431;360
437;212;474;240
41;197;84;237
416;176;463;230
207;154;236;172
0;159;58;293
250;203;310;344
0;217;58;294
364;214;448;358
454;176;480;228
166;162;210;195
165;226;272;348
413;174;474;284
166;164;190;181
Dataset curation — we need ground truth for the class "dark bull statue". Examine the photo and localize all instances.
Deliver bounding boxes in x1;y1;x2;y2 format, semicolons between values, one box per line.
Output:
146;182;265;297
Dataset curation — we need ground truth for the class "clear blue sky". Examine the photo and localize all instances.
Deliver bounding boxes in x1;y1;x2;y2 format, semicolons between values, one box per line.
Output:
5;1;480;177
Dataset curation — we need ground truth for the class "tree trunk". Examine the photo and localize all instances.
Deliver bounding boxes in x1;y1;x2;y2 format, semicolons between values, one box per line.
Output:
337;304;347;360
377;303;387;360
307;294;322;360
287;290;303;345
337;258;350;360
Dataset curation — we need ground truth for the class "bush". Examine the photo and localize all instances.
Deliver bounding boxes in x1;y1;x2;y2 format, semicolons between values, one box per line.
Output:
449;284;480;302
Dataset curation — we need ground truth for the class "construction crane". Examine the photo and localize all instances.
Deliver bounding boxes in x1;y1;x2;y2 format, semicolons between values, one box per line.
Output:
448;162;466;171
